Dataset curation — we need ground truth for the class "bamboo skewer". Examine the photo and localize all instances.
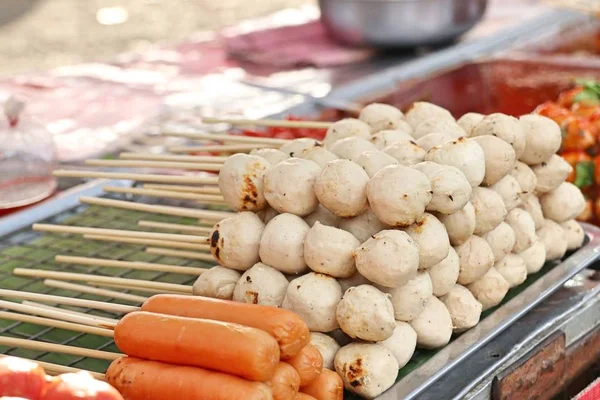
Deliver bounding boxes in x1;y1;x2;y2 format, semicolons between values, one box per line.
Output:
168;143;273;153
0;289;137;314
143;184;221;195
83;234;212;251
138;220;212;234
86;159;223;171
21;302;119;325
0;336;120;361
43;279;147;303
53;170;219;185
145;247;216;262
102;186;226;204
0;300;115;327
13;269;194;294
79;196;232;221
163;131;292;145
87;282;182;296
56;255;208;276
33;223;208;243
120;153;228;163
0;355;105;379
201;116;332;129
0;309;114;337
543;0;599;13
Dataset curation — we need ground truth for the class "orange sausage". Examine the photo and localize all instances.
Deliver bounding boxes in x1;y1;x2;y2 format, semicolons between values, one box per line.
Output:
286;345;323;387
106;357;273;400
42;371;123;400
114;311;280;381
295;394;317;400
0;357;46;400
268;363;300;400
142;294;309;358
300;369;344;400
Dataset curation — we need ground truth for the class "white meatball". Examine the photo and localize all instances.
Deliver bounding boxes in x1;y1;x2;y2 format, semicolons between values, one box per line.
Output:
353;150;398;178
381;271;433;322
218;154;270;211
192;266;241;300
472;113;526;158
413;118;466;140
330;137;377;160
471;187;508;235
336;285;396;341
495;254;527;288
210;212;264;270
409;296;453;349
367;164;432;227
472;135;517;186
467;267;510;310
263;157;320;216
482;222;516;262
416;132;454;151
455;235;495;285
298;146;339;168
282;272;342;332
338;207;390;243
250;148;289;165
425;137;486;187
353;229;419;288
405;102;455;129
519;114;562;165
413;161;472;215
335;343;398;399
429;247;460;297
359;103;405;133
259;213;310;274
384;140;427;166
538;219;568;261
518;240;546;274
510;162;537;201
403;213;450;269
540;182;586;223
279;138;321;157
304;204;342;228
379;321;417;369
520;195;545;230
490;175;522;212
457;112;484;135
532;155;572;194
371;129;413;149
561;220;585;251
232;262;289;306
505;208;537;253
437;202;476;246
441;284;482;332
304;222;360;278
338;272;371;293
310;333;341;370
315;160;370;217
324;118;371;148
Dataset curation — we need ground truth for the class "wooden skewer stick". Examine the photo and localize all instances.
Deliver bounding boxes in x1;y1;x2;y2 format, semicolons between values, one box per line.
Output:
138;220;212;234
43;279;147;303
83;234;212;251
21;302;118;325
120;153;228;163
0;336;120;361
86;159;223;171
0;299;115;327
201;116;332;129
102;186;226;204
143;184;221;195
14;269;194;294
0;355;106;380
56;255;208;276
0;309;114;337
0;289;137;314
79;196;232;221
168;143;273;153
87;282;181;296
53;170;219;185
33;223;208;243
145;247;216;262
163;131;291;145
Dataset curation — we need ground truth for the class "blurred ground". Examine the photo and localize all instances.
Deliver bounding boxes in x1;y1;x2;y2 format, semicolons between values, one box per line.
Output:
0;0;310;76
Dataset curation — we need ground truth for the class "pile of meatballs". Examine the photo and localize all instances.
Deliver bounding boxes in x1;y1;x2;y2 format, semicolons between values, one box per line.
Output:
196;102;586;399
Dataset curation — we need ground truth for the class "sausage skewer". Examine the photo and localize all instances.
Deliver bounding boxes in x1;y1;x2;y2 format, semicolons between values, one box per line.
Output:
0;336;120;360
0;354;106;379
